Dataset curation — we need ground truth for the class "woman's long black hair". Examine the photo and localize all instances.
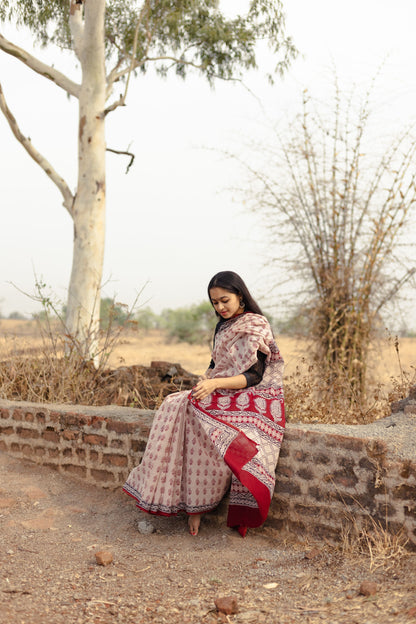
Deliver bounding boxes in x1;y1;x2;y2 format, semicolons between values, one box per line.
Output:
207;271;264;317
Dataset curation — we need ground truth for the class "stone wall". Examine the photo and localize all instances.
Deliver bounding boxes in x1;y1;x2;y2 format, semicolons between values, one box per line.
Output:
0;397;415;548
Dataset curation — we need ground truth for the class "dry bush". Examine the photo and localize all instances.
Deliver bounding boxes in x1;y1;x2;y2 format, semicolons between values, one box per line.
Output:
341;515;409;572
242;76;416;417
284;333;416;424
0;308;198;409
0;345;196;409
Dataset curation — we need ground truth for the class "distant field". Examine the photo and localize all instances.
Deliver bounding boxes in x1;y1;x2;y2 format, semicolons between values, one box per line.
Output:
1;319;414;387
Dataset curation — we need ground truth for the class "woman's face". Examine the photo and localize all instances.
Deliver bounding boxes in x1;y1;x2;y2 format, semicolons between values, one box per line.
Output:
209;287;242;319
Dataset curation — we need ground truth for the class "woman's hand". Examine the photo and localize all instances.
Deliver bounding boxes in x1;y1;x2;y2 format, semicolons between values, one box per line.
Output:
192;378;218;401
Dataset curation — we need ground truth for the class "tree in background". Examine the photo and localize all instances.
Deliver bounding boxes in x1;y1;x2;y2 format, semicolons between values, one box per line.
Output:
160;301;216;345
0;0;296;362
244;80;416;411
99;297;129;330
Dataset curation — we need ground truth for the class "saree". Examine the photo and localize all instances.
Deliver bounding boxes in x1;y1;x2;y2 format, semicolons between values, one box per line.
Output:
123;312;285;536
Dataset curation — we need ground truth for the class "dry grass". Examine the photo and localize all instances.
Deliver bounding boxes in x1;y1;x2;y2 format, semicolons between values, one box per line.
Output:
341;512;410;572
0;319;415;421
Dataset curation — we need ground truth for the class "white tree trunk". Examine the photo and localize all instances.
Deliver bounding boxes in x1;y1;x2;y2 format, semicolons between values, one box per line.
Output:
66;0;106;361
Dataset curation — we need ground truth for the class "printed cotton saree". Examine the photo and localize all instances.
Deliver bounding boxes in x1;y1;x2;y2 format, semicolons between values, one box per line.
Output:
123;312;285;536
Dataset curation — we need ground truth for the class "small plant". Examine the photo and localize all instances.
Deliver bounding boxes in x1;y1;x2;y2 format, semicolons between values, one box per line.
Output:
341;514;409;572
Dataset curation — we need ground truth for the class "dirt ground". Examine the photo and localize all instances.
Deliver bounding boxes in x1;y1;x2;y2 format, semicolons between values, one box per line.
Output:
1;452;415;624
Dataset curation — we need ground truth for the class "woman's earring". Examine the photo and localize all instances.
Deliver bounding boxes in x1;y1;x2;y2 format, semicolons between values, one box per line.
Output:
239;299;245;309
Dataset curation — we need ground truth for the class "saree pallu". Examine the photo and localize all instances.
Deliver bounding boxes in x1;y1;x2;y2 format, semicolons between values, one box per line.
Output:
123;312;285;536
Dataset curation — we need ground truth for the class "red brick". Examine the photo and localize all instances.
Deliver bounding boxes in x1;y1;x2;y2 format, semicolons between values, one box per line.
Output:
138;424;151;437
35;411;46;424
83;434;107;446
48;411;61;423
394;484;416;500
41;462;59;472
278;446;290;458
294;450;310;461
12;409;24;421
297;467;314;481
106;420;137;434
91;416;105;430
277;466;294;478
90;469;115;483
366;439;388;456
62;413;91;427
16;428;39;439
400;460;416;480
131;439;147;453
0;408;10;419
24;412;35;422
110;439;126;449
332;474;358;488
89;450;99;461
304;431;325;446
103;453;128;467
48;448;59;458
22;445;34;456
34;447;46;457
62;430;78;441
42;431;60;443
61;464;87;479
325;434;365;452
0;426;14;435
0;440;7;451
313;453;331;465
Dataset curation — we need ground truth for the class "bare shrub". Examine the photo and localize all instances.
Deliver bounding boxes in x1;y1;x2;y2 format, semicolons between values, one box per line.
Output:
0;281;197;408
241;76;416;418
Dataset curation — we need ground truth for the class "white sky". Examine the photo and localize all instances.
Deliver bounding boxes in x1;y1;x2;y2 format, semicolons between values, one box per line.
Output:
1;0;416;328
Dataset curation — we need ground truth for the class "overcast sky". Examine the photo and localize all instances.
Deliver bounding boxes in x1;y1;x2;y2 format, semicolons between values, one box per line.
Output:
1;0;415;328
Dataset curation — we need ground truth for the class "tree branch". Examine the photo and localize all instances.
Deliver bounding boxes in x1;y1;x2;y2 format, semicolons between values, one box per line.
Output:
106;147;135;174
105;3;151;113
0;81;75;216
108;54;208;87
0;33;80;98
69;0;85;61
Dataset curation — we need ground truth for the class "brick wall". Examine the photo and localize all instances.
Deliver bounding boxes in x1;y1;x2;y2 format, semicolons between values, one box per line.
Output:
0;400;153;488
0;398;415;548
271;425;416;550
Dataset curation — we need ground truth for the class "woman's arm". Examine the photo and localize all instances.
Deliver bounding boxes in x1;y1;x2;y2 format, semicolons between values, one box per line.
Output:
192;374;247;401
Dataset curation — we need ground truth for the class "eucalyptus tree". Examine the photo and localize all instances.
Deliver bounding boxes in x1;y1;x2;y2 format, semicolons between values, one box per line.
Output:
0;0;296;361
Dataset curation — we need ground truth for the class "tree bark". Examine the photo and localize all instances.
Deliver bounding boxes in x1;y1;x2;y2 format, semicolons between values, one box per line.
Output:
66;0;106;361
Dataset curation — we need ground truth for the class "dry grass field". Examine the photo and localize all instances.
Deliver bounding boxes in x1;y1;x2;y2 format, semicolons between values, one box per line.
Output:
1;318;414;385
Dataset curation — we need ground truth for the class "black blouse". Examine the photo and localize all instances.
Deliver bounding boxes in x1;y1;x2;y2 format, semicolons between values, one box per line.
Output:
208;319;267;388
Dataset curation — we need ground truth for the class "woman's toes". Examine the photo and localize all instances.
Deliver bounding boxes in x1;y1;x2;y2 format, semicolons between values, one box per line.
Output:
188;514;201;536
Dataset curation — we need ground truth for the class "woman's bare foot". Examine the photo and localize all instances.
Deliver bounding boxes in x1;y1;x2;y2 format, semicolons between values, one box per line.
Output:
188;514;202;536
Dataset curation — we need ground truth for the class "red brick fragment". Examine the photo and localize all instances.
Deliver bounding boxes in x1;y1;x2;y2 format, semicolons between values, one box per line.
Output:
359;581;377;596
214;596;238;615
95;551;113;566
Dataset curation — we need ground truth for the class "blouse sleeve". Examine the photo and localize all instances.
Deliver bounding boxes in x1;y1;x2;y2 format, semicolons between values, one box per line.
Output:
242;350;267;387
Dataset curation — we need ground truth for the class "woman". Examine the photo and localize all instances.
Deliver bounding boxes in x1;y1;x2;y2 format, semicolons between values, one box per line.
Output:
123;271;285;537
